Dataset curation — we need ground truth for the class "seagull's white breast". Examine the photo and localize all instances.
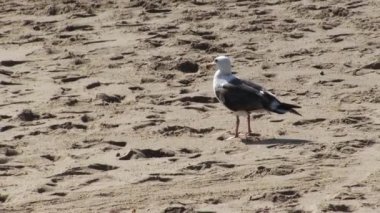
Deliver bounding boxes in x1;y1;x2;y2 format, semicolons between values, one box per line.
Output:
213;70;237;107
213;70;235;91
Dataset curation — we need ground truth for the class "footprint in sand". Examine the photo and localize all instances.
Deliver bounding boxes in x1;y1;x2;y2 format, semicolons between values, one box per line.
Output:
244;165;295;178
183;161;235;171
334;191;365;200
119;148;175;160
41;154;60;162
321;203;352;212
158;125;214;137
134;175;172;184
293;118;326;126
72;139;126;151
163;206;194;213
249;189;301;204
50;163;119;177
334;139;375;154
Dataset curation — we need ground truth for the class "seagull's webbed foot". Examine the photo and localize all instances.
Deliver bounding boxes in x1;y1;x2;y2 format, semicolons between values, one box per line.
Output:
226;135;240;141
245;132;261;142
246;132;260;137
226;132;251;141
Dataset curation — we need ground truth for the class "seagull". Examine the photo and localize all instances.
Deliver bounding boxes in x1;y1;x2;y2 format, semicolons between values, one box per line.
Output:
211;55;301;139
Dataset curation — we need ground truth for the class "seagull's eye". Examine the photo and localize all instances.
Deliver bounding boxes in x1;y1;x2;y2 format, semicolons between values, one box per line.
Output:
214;59;218;63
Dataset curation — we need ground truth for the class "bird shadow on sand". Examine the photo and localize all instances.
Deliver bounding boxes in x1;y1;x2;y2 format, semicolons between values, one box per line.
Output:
241;137;311;145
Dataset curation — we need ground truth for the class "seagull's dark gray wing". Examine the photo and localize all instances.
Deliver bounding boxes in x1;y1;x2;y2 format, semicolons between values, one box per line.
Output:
239;79;264;91
216;77;301;115
215;77;274;112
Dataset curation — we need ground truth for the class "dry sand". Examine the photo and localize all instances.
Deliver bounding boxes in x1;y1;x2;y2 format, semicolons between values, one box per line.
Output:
1;0;380;212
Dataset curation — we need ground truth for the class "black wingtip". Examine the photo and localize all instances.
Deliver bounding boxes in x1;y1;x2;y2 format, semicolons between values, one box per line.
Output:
280;102;302;116
289;108;302;116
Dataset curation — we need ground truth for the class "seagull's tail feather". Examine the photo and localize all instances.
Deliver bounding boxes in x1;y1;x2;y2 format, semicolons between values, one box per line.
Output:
274;102;302;116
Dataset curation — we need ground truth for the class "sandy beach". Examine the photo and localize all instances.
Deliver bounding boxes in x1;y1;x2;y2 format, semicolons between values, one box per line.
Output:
1;0;380;212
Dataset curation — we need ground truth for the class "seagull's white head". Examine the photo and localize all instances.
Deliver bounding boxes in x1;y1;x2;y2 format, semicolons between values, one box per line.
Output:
214;55;232;75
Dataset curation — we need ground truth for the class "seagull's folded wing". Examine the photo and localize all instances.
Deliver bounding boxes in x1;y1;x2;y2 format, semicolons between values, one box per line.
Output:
218;80;272;111
220;76;286;112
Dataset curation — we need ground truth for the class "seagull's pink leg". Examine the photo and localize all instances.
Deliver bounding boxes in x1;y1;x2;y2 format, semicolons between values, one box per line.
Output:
246;114;261;141
235;115;240;138
247;114;252;135
227;116;241;140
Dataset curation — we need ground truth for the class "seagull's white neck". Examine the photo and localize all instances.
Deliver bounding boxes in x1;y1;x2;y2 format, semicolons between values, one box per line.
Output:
218;66;232;75
214;69;233;78
213;69;234;89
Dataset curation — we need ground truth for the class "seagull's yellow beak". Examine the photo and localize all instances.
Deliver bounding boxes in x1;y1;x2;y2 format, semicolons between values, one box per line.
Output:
205;61;215;70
